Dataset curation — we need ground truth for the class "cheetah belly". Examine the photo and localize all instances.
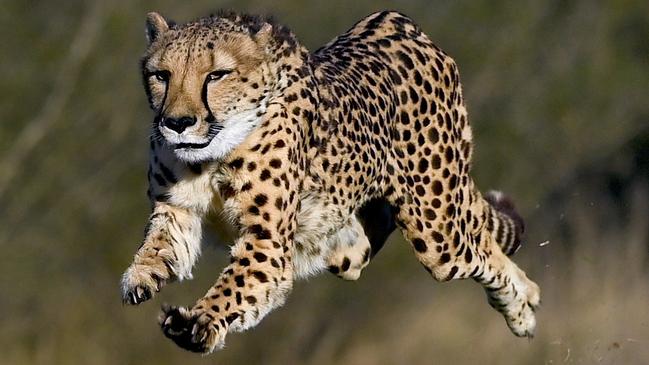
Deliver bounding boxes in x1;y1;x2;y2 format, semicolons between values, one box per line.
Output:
292;191;351;278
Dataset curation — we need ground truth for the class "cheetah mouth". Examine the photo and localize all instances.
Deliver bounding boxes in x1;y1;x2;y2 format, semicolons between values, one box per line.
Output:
173;141;212;150
170;125;222;151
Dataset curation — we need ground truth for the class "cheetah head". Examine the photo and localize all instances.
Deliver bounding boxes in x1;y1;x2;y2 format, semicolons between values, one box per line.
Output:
142;12;277;163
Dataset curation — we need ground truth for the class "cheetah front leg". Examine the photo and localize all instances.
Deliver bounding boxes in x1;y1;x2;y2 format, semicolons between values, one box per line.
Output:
159;148;300;353
159;229;294;353
122;137;212;305
121;202;203;304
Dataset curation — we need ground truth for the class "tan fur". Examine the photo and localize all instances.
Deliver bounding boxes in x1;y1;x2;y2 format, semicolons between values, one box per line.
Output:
121;10;540;354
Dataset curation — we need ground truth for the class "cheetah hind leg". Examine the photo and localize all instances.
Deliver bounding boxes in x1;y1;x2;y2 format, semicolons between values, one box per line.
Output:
392;196;540;337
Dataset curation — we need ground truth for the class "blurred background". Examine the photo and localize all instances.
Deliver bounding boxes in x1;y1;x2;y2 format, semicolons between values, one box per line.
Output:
1;0;648;364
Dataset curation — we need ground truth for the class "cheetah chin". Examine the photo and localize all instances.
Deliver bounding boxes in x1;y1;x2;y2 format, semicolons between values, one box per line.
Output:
172;106;266;163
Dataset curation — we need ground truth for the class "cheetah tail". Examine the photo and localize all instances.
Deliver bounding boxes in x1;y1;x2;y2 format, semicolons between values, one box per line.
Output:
483;190;525;256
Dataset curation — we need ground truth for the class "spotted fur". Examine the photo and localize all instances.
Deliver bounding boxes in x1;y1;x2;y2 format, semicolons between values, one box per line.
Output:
121;10;540;353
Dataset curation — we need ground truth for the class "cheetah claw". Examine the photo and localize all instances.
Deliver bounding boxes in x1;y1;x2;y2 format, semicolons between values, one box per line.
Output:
159;304;225;353
121;264;167;305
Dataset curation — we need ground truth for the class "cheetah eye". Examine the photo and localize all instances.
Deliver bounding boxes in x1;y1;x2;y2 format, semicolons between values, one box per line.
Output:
148;70;170;83
207;69;232;82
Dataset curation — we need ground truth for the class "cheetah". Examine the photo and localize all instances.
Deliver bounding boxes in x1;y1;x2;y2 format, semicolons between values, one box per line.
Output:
121;10;540;353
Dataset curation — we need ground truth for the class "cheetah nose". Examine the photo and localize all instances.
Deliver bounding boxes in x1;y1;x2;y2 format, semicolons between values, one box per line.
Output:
163;116;197;134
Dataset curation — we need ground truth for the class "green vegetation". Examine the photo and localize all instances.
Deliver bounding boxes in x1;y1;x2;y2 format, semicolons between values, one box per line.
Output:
1;0;647;363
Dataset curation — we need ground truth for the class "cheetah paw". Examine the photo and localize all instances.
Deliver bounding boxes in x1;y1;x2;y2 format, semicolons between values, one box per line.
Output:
159;304;226;353
121;263;169;305
492;271;541;338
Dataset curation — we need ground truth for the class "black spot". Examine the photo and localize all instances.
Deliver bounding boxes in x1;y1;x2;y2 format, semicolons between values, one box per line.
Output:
428;128;439;143
220;183;236;199
432;155;441;169
412;238;428;253
252;271;268;283
284;94;298;102
229;158;244;169
445;265;458;280
445;146;454;162
396;50;414;69
400;111;410;125
431;66;439;81
440;253;451;264
260;169;271;181
269;159;282;168
432;180;443;195
253;252;268;262
402;130;411;141
226;313;239;324
234;275;245;287
413;71;423;86
423;80;432;94
223;288;232;296
409;87;419;103
377;38;391;47
418;158;428;173
420;99;428;114
254;194;268;206
341;257;351;271
452;231;461;246
249;224;271;240
449;175;458;189
407;143;416;155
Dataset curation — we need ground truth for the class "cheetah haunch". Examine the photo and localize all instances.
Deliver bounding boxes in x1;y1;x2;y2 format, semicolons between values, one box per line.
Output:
121;10;540;353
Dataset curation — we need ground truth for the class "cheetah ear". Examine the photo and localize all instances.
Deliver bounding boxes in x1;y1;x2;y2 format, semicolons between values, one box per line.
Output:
145;12;169;45
253;23;273;47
